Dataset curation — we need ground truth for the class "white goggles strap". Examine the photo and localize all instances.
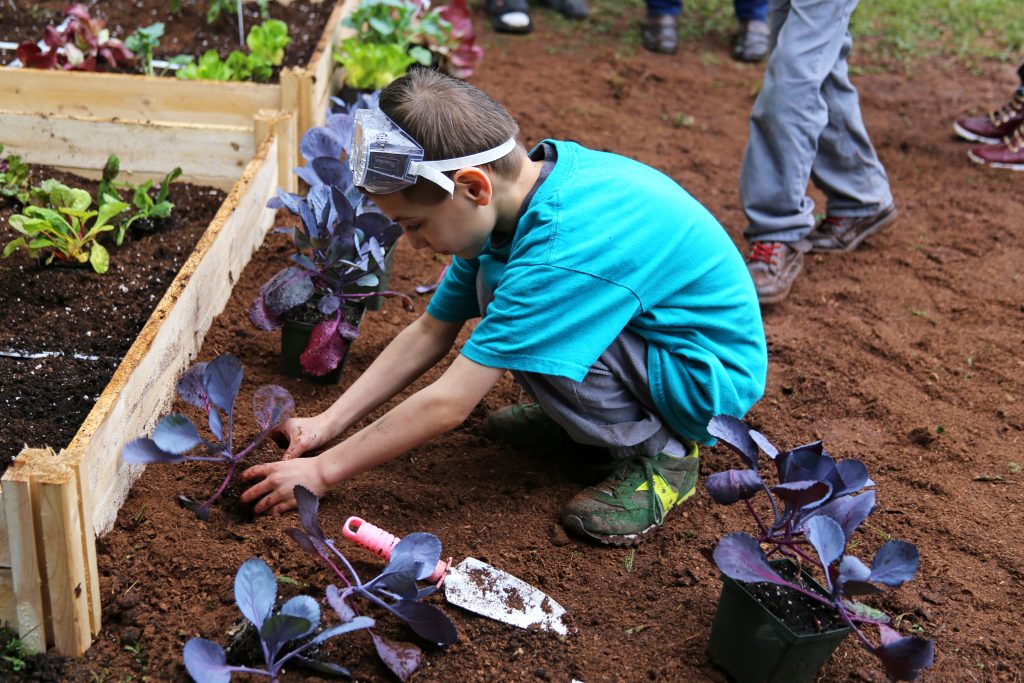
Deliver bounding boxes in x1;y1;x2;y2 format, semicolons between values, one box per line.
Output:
409;137;518;195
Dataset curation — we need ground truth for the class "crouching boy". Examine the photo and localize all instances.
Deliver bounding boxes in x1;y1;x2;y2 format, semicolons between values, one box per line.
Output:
241;69;768;546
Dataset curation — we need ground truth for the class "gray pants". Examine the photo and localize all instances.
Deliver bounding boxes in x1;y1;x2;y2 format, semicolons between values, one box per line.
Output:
740;0;893;244
477;273;690;460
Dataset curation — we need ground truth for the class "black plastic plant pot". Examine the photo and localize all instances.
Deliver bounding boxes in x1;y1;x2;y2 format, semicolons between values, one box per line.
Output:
364;248;395;312
706;559;852;683
279;304;365;385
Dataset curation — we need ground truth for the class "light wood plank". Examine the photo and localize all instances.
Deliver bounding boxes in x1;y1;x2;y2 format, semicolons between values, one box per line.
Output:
0;569;15;627
1;452;49;653
0;489;8;568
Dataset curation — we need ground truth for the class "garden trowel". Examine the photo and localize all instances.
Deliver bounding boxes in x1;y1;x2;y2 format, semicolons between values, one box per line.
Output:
342;516;569;635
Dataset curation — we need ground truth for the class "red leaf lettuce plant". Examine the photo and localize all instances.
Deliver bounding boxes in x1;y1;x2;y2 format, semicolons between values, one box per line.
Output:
706;415;935;682
183;557;374;682
285;485;457;681
17;4;133;71
251;109;411;377
121;355;293;521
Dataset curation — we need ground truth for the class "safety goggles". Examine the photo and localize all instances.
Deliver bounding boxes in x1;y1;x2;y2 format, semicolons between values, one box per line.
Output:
349;108;517;195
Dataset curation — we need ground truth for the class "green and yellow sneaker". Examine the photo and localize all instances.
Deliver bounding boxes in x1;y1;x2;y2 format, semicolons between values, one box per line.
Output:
560;444;700;546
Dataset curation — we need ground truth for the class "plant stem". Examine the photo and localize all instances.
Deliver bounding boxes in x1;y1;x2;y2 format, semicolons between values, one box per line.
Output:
200;461;237;511
745;499;770;536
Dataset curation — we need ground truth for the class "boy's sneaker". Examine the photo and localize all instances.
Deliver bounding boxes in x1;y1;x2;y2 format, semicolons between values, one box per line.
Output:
967;124;1024;171
642;14;679;55
561;446;700;546
745;241;803;304
733;20;769;62
807;204;898;253
953;88;1024;144
487;402;573;449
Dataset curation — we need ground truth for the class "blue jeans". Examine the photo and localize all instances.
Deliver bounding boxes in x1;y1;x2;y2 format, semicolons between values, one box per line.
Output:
739;0;892;244
646;0;767;21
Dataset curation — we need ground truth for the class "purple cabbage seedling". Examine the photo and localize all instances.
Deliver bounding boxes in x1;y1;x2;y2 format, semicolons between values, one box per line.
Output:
284;485;456;681
706;415;935;681
183;557;374;682
121;355;293;521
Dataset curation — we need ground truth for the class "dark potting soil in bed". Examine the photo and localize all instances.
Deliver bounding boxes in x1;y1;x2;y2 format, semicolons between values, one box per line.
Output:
0;166;224;472
741;561;846;635
0;0;338;76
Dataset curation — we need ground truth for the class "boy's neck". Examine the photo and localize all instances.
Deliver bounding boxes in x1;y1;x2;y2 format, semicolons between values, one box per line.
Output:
491;158;546;236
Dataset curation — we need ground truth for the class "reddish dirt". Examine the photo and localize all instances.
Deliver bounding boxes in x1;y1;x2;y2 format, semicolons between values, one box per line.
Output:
53;7;1023;683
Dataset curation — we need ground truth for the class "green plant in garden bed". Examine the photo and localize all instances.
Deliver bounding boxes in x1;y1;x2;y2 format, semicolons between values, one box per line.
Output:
3;179;128;273
123;22;191;76
0;145;30;203
97;154;183;244
176;19;290;82
206;0;270;24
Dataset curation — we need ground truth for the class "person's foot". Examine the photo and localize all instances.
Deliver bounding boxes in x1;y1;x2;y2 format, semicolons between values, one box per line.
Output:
953;88;1024;144
641;13;678;55
733;19;769;62
807;204;898;253
486;0;532;33
560;446;700;546
967;123;1024;171
486;402;573;448
745;241;803;304
539;0;588;19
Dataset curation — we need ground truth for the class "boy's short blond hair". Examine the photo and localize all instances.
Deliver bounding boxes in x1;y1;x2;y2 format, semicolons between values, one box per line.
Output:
379;68;526;203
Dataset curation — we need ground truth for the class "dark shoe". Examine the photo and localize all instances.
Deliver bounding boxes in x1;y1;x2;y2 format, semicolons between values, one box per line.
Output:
561;445;700;546
733;19;769;62
745;241;803;304
539;0;588;19
967;122;1024;170
487;0;532;33
642;13;678;55
487;402;571;448
954;88;1024;144
808;204;898;253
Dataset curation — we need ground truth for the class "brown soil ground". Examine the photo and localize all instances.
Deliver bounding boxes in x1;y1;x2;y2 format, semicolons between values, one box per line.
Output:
0;0;338;75
44;5;1024;683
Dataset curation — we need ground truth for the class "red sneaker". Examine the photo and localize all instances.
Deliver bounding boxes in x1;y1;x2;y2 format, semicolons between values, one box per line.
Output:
954;89;1024;144
967;123;1024;171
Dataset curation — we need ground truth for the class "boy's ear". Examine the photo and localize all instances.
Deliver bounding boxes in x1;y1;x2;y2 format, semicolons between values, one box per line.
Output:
452;167;492;206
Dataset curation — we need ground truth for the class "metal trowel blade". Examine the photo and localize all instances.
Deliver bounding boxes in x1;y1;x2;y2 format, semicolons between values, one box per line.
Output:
442;557;568;635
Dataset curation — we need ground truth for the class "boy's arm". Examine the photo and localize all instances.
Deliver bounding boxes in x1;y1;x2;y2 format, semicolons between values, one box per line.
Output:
240;353;505;514
273;311;464;459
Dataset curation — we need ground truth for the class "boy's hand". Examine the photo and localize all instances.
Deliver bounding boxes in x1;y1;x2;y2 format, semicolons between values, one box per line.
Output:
240;458;329;515
272;416;331;460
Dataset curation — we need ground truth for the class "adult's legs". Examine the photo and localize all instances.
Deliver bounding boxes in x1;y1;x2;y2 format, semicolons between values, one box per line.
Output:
733;0;767;22
642;0;682;54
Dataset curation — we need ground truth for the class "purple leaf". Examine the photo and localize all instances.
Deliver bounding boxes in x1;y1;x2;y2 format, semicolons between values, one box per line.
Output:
318;294;341;316
268;189;302;212
203;355;243;416
260;613;311;659
299;317;350;376
712;533;791;587
372;632;423;682
804;515;847;569
291;253;317;272
749;429;779;458
390;533;442;581
326;584;357;622
152;414;202;454
873;630;935;682
387;599;458;646
355;211;402;249
833;459;873;496
177;495;210;521
311;157;352;193
300;127;343;162
707;415;760;469
705;469;763;504
293;656;351;678
122;437;183;464
279;595;320;638
253;385;293;432
294;165;322;188
248;289;286;331
309;616;374;646
293;485;325;540
265;267;315;314
176;361;210;410
285;528;319;556
183;638;232;683
235;558;276;630
772;480;832;516
325;113;355;150
778;441;833;485
837;556;883;596
869;541;919;587
807;490;876;541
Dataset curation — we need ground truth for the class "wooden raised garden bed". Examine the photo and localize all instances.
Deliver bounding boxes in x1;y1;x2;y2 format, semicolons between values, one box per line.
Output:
0;0;359;168
0;108;295;656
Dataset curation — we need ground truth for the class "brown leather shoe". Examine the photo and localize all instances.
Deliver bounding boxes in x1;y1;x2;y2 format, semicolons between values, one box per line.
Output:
954;89;1024;144
642;13;678;55
746;241;803;305
968;123;1024;171
808;204;897;253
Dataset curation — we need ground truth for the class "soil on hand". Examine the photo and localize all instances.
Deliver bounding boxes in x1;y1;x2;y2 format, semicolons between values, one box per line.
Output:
0;0;338;75
0;167;223;471
43;8;1024;683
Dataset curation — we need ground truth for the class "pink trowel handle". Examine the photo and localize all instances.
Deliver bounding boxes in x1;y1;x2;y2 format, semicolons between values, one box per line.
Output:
341;516;449;583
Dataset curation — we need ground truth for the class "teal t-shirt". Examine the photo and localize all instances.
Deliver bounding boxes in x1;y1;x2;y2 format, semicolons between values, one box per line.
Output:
427;140;767;444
